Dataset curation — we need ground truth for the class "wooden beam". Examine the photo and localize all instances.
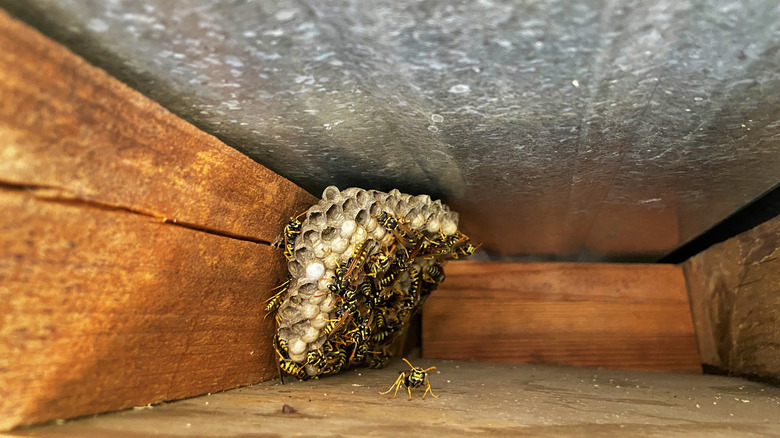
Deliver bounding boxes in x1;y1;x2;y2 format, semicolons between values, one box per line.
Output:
0;9;313;244
422;262;701;372
0;10;315;430
682;218;780;382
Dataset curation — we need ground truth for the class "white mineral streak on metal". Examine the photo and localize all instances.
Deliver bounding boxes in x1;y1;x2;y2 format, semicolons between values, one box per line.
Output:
276;186;460;375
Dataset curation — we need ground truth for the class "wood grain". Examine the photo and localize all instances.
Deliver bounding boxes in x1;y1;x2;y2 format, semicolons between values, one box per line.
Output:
422;262;701;371
10;358;780;438
0;192;284;429
682;218;780;381
0;10;316;430
0;9;314;244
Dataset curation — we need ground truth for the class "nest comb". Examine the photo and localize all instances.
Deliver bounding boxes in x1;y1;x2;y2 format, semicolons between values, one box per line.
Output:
268;186;476;379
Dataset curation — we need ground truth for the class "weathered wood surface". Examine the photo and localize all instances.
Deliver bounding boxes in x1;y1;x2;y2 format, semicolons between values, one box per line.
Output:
683;218;780;382
0;10;316;431
0;192;286;429
10;358;780;438
0;9;313;244
422;262;701;372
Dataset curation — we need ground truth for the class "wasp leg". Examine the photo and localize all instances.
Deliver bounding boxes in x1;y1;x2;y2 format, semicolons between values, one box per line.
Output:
407;385;413;401
422;377;439;400
379;374;404;399
274;355;285;385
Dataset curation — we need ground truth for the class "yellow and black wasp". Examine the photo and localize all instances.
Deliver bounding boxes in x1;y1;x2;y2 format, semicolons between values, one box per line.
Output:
379;358;439;401
349;318;373;345
422;263;445;284
367;247;395;278
376;212;422;249
274;335;309;381
276;336;290;356
321;307;354;339
371;327;393;344
272;212;306;260
374;250;410;290
345;240;375;279
368;349;392;369
279;358;309;380
305;346;331;373
452;241;480;259
406;266;422;300
329;241;375;300
350;342;370;365
264;275;292;314
322;346;348;374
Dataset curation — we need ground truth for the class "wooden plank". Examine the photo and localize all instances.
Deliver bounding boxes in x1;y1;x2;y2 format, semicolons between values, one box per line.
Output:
682;218;780;382
422;262;701;371
0;191;283;430
0;10;316;430
9;358;780;438
0;9;314;243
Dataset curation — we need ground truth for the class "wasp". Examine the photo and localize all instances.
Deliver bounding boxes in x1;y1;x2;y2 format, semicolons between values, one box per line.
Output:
419;280;437;300
442;233;476;258
329;264;349;294
367;248;394;277
349;319;373;346
368;289;392;308
371;328;393;344
396;288;419;323
321;342;344;363
417;235;451;258
422;263;445;284
274;212;305;260
396;223;423;250
375;256;406;289
350;342;369;365
276;336;290;357
379;358;439;401
322;346;347;374
376;211;399;230
306;347;330;372
452;241;480;259
346;316;375;362
274;336;308;382
406;266;422;300
397;296;417;314
264;276;292;313
329;241;374;302
345;240;375;279
376;212;418;248
341;300;360;320
321;310;352;338
373;311;387;330
279;358;309;380
329;347;348;371
357;281;375;300
368;349;391;369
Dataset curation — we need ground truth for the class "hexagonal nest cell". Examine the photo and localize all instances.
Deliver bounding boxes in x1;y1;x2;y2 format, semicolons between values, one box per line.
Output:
267;186;477;379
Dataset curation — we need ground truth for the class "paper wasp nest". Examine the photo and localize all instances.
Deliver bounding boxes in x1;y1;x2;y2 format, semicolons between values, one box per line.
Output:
269;186;476;379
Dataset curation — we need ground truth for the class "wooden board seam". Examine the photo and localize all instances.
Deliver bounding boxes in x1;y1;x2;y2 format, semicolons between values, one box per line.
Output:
0;179;273;246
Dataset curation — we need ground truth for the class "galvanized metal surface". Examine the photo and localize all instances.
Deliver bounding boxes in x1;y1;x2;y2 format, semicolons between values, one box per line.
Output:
4;0;780;261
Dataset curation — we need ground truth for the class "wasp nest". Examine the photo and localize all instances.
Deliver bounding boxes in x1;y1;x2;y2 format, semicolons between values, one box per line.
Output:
268;186;476;379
